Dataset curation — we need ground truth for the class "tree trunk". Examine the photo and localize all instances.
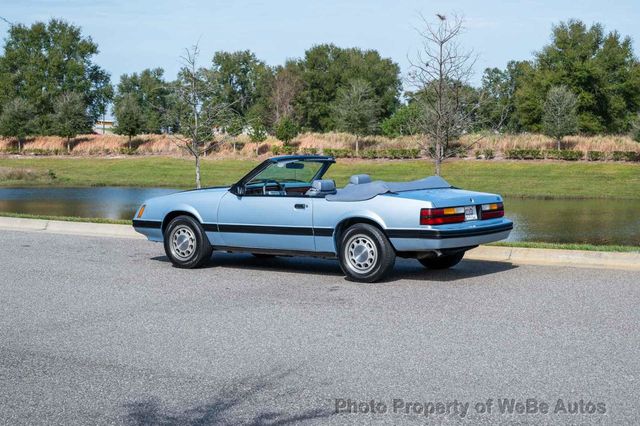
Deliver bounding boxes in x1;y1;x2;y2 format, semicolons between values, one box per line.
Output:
17;139;22;153
355;138;359;157
195;154;201;189
434;141;442;176
67;138;71;153
128;135;132;150
557;138;561;151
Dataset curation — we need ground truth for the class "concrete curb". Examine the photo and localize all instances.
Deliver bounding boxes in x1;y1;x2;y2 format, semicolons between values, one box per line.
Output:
1;217;638;270
466;245;640;271
0;216;144;239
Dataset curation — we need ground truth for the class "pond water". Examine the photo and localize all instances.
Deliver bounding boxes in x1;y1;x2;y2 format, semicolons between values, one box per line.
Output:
0;187;639;246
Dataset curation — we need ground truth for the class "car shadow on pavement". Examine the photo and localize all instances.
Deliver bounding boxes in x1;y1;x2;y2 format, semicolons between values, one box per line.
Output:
123;369;334;425
151;253;516;283
392;259;518;282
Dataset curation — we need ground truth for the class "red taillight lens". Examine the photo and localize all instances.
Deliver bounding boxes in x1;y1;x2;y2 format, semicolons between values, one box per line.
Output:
481;202;504;219
420;207;465;225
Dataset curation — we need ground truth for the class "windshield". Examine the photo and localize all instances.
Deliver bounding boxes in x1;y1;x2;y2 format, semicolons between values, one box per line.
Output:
247;160;325;185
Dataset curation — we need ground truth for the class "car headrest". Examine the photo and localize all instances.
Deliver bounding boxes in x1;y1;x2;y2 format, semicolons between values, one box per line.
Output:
312;179;336;191
349;174;372;185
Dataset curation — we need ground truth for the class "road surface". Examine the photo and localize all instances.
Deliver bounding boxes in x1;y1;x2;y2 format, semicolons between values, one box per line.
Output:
1;230;638;425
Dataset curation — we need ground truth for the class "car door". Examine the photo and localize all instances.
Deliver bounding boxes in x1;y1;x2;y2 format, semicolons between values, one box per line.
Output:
217;191;314;252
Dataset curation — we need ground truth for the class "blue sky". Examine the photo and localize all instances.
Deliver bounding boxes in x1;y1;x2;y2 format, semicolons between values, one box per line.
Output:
1;0;639;88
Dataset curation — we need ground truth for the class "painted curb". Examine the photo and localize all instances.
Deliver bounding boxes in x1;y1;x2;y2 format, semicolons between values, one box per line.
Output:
1;217;638;270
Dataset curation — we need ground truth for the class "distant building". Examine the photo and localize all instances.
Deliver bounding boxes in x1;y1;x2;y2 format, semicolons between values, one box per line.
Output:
93;120;115;134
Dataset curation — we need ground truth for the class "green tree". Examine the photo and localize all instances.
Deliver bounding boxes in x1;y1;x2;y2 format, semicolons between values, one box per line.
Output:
296;44;401;131
249;125;267;142
543;86;578;149
0;98;34;152
114;93;144;149
274;116;299;145
478;62;525;131
114;68;171;134
225;116;244;152
380;103;421;137
210;50;273;123
332;79;380;156
52;92;91;152
513;20;640;133
0;19;112;134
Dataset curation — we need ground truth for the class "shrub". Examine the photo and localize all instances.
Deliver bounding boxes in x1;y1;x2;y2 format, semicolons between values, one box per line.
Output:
545;149;561;160
624;151;640;162
505;149;543;160
558;150;583;161
475;148;494;159
611;151;625;161
271;146;282;155
119;147;137;155
587;151;606;161
283;146;298;155
324;148;352;158
361;149;379;159
300;147;317;155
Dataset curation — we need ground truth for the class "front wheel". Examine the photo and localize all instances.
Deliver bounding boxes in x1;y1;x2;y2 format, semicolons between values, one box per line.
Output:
338;223;396;283
418;252;465;269
164;215;212;268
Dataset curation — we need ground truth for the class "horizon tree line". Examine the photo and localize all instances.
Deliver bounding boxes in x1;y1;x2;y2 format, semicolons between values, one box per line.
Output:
1;15;640;179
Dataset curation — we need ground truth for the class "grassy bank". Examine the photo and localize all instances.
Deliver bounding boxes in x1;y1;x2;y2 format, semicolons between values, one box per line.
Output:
0;211;131;224
1;157;639;199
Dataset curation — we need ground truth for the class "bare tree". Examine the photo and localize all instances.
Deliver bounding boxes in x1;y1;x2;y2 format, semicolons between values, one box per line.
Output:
270;64;301;123
408;14;503;175
167;44;233;188
543;85;578;150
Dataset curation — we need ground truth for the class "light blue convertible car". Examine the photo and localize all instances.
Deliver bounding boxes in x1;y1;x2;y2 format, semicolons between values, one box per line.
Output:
133;155;512;282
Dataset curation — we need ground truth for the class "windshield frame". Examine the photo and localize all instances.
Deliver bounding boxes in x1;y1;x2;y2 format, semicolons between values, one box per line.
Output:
230;156;335;196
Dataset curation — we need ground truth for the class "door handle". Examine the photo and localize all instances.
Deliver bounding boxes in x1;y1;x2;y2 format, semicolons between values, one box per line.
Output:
294;203;307;209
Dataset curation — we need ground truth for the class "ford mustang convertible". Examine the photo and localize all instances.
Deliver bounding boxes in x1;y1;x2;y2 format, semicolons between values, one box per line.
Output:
133;155;512;282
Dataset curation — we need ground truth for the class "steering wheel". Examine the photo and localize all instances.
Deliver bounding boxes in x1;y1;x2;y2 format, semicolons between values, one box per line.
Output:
262;179;285;195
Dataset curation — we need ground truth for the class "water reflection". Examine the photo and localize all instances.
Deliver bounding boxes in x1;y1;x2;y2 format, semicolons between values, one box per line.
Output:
0;187;638;246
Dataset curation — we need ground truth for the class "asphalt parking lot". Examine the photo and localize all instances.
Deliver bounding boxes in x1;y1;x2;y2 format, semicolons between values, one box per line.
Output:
1;230;639;425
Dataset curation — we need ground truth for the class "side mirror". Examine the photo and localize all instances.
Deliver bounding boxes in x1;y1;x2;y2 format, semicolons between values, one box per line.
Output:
230;183;245;196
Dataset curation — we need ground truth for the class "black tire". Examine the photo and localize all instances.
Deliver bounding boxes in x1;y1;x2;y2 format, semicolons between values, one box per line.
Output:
338;223;396;283
163;215;212;268
418;252;465;270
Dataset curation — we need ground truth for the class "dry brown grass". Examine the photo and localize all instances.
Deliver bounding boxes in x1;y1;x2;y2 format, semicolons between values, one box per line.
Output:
1;132;638;158
467;133;640;153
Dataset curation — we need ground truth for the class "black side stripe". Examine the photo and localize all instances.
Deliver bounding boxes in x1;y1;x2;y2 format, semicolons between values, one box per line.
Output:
133;219;161;229
134;220;510;240
218;224;313;236
386;223;513;239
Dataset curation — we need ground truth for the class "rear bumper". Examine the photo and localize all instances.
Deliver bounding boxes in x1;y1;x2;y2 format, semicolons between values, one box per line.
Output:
388;219;513;251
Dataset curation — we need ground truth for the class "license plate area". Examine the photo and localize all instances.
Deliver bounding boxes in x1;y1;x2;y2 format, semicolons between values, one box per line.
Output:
464;206;478;221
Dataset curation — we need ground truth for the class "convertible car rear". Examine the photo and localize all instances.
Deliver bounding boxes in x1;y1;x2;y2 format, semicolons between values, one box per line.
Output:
133;155;513;282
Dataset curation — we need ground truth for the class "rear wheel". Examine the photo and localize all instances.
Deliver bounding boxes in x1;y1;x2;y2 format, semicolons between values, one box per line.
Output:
338;223;395;283
164;215;212;268
418;252;465;269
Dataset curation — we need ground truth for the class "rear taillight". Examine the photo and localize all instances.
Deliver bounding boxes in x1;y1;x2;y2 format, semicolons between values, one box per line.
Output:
481;202;504;219
420;207;465;225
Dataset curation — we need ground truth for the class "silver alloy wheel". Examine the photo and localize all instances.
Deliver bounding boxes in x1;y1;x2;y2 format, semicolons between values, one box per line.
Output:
345;234;378;274
170;225;196;260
